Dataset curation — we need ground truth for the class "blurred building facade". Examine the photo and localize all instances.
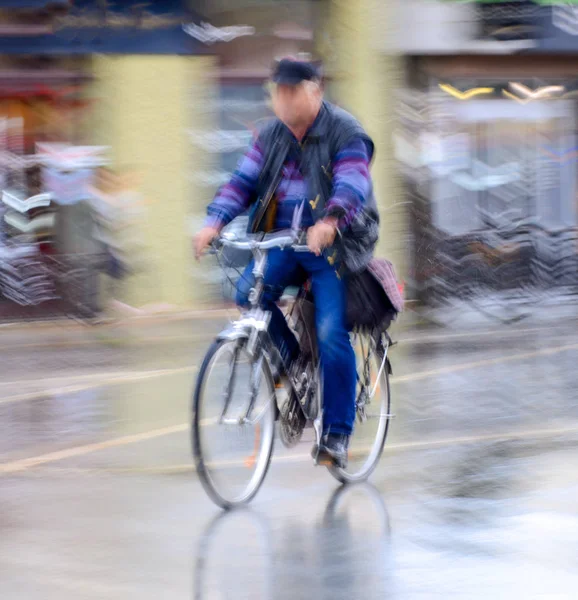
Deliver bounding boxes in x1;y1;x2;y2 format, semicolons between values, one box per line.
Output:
2;0;576;320
0;0;407;318
0;0;212;317
392;0;578;309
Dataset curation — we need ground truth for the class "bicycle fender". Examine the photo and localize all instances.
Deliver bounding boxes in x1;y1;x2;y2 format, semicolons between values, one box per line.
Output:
216;325;250;343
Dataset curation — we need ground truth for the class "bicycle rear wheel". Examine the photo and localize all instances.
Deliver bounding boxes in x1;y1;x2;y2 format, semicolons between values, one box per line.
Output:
192;339;276;509
329;332;392;484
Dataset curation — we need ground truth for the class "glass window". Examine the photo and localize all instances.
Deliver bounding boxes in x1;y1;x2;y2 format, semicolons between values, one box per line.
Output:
431;98;577;234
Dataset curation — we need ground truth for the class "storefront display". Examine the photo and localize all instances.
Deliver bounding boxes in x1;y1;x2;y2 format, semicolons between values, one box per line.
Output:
0;125;111;317
397;71;578;309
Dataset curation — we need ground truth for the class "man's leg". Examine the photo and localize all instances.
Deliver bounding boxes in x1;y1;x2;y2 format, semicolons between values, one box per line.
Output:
301;253;356;464
236;248;303;367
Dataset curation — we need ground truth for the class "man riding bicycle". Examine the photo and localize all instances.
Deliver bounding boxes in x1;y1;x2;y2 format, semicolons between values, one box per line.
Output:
195;56;378;469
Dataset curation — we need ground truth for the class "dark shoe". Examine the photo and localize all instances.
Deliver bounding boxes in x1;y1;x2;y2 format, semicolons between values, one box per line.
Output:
313;433;350;469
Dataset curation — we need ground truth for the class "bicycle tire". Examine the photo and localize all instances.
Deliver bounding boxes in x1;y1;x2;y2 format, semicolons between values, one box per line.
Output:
328;336;391;484
323;483;391;537
193;508;273;600
192;339;276;509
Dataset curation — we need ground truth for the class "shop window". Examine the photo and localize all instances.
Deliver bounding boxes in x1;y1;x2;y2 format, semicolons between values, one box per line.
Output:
430;98;578;235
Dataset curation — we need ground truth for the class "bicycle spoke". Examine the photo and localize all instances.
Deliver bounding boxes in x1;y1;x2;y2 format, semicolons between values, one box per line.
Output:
219;345;240;422
329;332;391;483
192;340;276;508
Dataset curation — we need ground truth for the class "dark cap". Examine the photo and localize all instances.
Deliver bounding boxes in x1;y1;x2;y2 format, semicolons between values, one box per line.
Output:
271;58;321;85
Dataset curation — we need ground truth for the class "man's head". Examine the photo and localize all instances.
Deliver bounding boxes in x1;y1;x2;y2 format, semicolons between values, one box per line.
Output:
270;57;323;130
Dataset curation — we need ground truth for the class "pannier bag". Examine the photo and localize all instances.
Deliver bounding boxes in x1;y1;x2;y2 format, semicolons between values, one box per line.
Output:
346;258;404;331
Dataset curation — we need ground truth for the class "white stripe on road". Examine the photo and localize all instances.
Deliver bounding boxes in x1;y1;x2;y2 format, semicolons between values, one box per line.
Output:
0;365;197;389
0;424;189;475
0;366;198;406
4;423;578;476
2;338;578;407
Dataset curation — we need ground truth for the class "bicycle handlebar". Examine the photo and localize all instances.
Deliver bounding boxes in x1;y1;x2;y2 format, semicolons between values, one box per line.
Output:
213;230;310;253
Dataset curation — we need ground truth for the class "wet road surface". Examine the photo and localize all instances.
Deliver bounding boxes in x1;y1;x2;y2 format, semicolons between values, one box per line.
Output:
1;313;578;598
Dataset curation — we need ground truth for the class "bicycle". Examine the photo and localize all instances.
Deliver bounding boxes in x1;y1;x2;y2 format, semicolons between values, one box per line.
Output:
192;229;394;509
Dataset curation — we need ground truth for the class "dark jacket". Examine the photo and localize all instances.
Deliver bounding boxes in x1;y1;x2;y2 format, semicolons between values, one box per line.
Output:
249;100;380;273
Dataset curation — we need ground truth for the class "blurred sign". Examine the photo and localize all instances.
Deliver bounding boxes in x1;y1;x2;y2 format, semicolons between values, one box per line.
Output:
42;168;95;205
36;143;108;170
478;0;542;41
188;129;253;153
35;144;107;205
552;5;578;35
421;133;470;174
0;1;70;6
0;0;204;55
0;118;23;155
449;160;522;192
182;21;255;44
372;0;537;53
4;211;55;233
533;4;578;50
394;132;471;175
2;191;52;213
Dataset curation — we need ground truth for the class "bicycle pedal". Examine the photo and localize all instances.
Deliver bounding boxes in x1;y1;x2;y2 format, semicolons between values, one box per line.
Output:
310;444;331;467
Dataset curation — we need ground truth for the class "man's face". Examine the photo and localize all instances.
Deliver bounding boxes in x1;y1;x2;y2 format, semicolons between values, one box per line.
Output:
271;82;320;128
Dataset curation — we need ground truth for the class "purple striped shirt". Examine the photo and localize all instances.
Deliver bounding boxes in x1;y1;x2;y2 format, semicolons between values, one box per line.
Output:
205;135;371;232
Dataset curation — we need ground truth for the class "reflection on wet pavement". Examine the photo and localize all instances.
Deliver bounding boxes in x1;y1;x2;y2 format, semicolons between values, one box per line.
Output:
194;484;392;600
191;443;578;600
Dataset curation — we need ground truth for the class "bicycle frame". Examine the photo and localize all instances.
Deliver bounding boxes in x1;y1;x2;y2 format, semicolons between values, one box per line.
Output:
216;246;274;352
214;235;324;437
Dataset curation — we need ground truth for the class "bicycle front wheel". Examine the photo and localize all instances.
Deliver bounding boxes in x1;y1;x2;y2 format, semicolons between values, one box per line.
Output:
192;339;276;509
329;332;392;484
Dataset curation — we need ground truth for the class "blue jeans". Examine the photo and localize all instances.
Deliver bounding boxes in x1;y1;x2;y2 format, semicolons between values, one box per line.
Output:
237;249;356;436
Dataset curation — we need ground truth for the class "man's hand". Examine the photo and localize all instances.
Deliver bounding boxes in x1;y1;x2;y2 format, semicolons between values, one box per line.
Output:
307;219;338;256
194;226;220;261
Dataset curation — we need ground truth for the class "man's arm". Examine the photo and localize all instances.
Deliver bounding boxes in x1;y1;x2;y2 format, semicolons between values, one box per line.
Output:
306;137;371;255
204;139;265;230
195;138;265;259
323;137;371;230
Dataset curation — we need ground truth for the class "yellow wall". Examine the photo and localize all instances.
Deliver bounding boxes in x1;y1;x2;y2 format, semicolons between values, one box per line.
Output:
326;0;407;280
89;54;216;309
